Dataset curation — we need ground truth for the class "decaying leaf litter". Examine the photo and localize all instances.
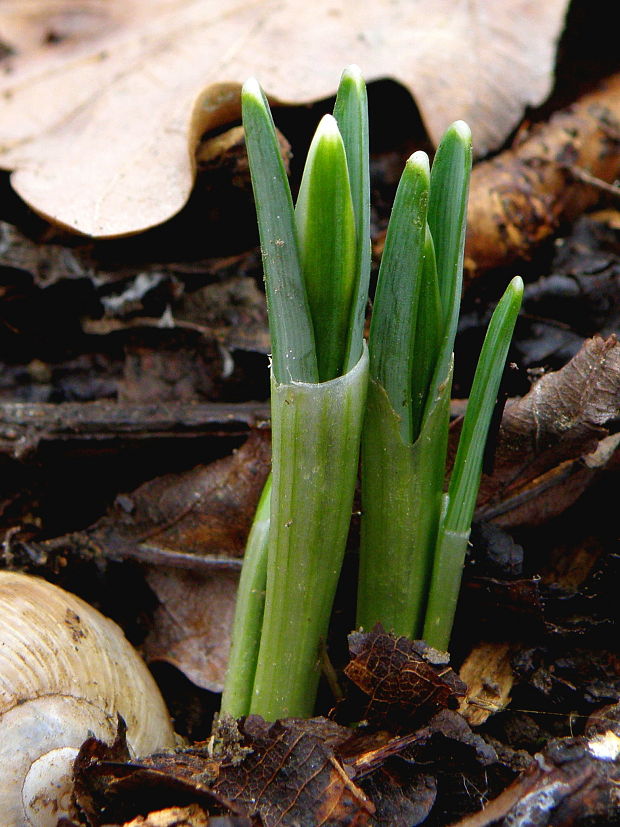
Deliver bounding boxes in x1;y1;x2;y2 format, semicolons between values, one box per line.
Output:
1;0;620;824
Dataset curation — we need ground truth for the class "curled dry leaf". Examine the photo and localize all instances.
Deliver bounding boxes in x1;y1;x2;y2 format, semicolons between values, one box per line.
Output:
0;0;569;236
476;335;620;527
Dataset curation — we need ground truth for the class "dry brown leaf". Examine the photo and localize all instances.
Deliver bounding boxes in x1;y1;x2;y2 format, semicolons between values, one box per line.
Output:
0;0;569;236
344;629;466;730
143;567;237;692
475;335;620;527
88;431;270;690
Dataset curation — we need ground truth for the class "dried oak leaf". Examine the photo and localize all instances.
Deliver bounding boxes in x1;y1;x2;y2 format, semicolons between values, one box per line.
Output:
344;628;466;729
0;0;568;236
475;335;620;527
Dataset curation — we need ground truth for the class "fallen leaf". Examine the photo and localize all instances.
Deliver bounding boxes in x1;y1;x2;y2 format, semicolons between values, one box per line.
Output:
213;717;375;826
88;431;270;690
344;628;466;729
475;335;620;526
0;0;569;236
143;567;238;692
91;430;271;560
74;717;374;826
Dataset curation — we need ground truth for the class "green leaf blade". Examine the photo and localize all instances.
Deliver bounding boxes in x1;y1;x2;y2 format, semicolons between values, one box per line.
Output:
423;276;523;651
445;276;524;534
427;121;472;392
411;225;442;439
220;474;271;718
333;65;371;373
242;78;318;384
369;151;430;442
295;114;357;381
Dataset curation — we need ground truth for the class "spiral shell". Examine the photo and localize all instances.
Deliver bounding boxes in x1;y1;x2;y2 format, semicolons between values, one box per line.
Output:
0;571;177;826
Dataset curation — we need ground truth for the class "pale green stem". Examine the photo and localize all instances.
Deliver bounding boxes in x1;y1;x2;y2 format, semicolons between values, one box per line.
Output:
250;347;368;719
220;474;271;718
423;277;523;649
357;365;451;638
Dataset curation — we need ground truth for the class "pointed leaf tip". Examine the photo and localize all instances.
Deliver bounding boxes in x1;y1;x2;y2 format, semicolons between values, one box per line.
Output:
242;77;263;102
449;120;472;142
315;113;341;140
341;64;363;82
510;275;524;295
407;150;431;174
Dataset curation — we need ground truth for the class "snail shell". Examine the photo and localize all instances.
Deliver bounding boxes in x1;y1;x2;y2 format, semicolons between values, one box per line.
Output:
0;570;176;826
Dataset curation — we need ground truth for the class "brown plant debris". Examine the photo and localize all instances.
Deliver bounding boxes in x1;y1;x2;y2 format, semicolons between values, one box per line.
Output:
465;73;620;279
212;717;375;826
448;721;620;826
476;334;620;527
0;399;270;461
119;805;215;826
70;717;375;826
90;429;271;561
344;628;467;729
459;642;515;727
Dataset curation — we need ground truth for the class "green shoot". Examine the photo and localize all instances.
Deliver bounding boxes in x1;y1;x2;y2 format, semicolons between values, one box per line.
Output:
222;68;370;720
368;152;430;443
423;277;523;649
241;78;317;384
333;65;371;372
220;475;271;718
426;121;472;406
224;68;522;725
296;115;357;380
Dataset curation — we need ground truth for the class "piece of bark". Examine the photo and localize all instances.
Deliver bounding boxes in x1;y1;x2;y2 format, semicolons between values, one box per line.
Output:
373;74;620;280
459;642;515;727
465;72;620;279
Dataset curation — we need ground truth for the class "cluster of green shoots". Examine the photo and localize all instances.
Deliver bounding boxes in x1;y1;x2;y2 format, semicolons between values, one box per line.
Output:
221;66;523;722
